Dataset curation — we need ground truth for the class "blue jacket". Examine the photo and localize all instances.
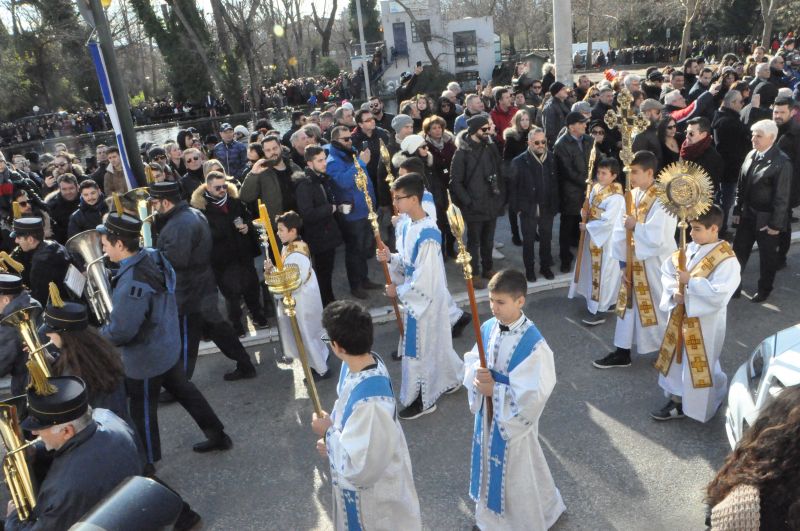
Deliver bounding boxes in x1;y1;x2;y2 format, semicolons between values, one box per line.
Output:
324;143;376;222
100;248;179;379
5;409;141;531
212;140;248;179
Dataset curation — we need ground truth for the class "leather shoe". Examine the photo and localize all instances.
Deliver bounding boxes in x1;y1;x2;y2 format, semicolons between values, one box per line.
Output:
223;366;256;381
559;262;571;273
193;432;233;453
540;267;554;280
481;269;496;279
362;279;383;290
174;504;202;531
471;277;487;289
751;291;770;303
526;271;537;282
350;287;369;299
451;312;471;338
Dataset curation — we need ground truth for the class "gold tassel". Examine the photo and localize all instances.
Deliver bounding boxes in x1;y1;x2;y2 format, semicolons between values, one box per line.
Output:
12;201;22;219
48;282;65;308
26;360;57;396
0;252;24;274
112;193;124;216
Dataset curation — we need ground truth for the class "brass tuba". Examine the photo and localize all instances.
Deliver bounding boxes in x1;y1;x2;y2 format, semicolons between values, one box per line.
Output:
65;230;113;324
0;403;39;521
0;305;54;389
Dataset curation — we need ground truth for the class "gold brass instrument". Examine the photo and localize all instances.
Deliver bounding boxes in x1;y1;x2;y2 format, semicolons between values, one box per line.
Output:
65;230;113;324
0;305;55;393
0;252;24;275
122;187;154;247
0;403;40;521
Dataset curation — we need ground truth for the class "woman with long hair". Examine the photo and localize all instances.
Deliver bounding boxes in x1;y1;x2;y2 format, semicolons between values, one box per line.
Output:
657;116;682;169
706;386;800;529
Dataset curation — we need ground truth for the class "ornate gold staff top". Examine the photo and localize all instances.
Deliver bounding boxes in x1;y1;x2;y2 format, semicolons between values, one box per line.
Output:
379;138;394;185
446;193;492;420
253;200;322;416
604;88;650;307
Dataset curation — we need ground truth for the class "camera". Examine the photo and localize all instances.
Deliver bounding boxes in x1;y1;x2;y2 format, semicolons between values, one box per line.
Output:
486;173;500;196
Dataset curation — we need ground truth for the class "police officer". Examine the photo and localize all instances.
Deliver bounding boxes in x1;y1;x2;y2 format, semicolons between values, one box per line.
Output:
0;274;36;395
98;213;232;468
4;376;141;531
148;181;256;381
11;217;70;307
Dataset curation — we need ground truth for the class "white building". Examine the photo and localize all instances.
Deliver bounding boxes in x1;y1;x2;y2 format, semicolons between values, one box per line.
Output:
355;0;498;90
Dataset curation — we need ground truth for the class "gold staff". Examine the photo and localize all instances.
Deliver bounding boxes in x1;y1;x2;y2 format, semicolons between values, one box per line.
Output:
352;154;404;336
604;88;650;308
574;141;597;283
254;200;323;415
446;194;492;420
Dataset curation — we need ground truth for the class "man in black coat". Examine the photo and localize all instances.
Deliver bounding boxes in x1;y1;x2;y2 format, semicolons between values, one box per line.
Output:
511;127;559;282
772;97;800;269
553;112;593;272
680;117;724;195
711;90;750;236
293;146;344;307
732;119;793;302
45;174;81;244
632;99;664;169
189;173;268;337
68;180;108;239
12;217;70;307
178;148;205;201
449;115;505;287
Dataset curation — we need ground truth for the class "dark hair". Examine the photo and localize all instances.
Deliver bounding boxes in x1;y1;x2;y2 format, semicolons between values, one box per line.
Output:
79;179;99;192
671;69;685;79
493;87;511;102
275;210;302;231
330;125;350;141
398;156;426;176
304;145;326;162
657;116;676;144
57;173;79;187
322;300;373;355
255;118;273;131
693;204;724;229
354;109;372;124
54;326;125;395
631;150;658;174
700;67;714;76
261;135;281;148
205;170;226;184
487;269;528;298
596;157;621;175
106;146;119;155
706;385;800;526
103;231;140;252
683;58;697;69
687;116;711;134
391;173;424;201
774;96;800;110
248;142;265;159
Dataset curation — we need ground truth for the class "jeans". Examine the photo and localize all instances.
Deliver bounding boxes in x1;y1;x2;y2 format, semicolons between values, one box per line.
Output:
340;217;375;290
465;219;497;275
732;215;780;293
559;213;582;265
126;362;224;464
520;214;554;274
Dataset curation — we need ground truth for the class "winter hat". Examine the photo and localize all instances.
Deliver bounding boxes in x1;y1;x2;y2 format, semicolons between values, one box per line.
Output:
400;134;426;155
549;81;566;96
391;114;413;133
467;114;490;135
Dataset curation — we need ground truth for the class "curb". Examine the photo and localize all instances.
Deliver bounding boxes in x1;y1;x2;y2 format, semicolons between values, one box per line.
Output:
199;229;800;356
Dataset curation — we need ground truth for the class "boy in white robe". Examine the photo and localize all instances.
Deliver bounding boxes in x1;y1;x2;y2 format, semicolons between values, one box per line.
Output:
377;173;464;420
593;151;677;369
651;205;741;422
568;157;625;326
464;269;565;530
266;210;329;378
311;300;422;531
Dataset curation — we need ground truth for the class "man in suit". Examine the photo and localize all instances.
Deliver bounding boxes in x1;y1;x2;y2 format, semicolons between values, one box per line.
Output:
732;119;793;302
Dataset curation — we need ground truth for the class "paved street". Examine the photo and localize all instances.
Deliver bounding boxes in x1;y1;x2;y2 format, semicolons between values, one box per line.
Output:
154;244;800;530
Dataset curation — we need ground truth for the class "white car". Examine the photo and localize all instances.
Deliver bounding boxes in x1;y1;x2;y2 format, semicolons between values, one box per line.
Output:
725;323;800;449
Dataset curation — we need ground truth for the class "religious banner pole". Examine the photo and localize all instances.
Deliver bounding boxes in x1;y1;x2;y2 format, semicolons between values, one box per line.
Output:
353;154;404;336
254;200;323;416
574;141;597;283
604;88;650;308
379;139;399;216
447;194;492;420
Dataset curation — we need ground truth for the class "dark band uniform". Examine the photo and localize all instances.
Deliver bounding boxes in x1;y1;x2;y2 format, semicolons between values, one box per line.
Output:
97;213;229;464
0;274;37;395
5;376;141;531
11;218;70;309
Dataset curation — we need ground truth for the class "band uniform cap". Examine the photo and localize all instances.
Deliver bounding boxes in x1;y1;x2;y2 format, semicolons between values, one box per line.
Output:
43;301;88;334
640;99;664;112
220;122;234;132
148;181;181;200
10;217;43;238
565;111;589;126
21;376;89;430
97;213;142;238
0;274;23;295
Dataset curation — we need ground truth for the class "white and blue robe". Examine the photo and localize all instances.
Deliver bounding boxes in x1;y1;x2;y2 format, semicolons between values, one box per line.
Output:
658;241;741;422
388;215;463;407
464;314;565;530
326;357;422;531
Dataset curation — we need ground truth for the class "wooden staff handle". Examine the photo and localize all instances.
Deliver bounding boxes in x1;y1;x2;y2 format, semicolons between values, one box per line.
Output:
465;277;492;420
375;230;404;336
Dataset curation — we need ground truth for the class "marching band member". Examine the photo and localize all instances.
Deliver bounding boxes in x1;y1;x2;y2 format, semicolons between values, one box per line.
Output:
0;274;37;395
11;217;70;308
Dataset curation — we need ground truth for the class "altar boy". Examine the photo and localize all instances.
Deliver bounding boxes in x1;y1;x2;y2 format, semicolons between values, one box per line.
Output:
311;301;422;530
464;269;565;530
377;173;463;420
651;205;740;422
568;157;625;325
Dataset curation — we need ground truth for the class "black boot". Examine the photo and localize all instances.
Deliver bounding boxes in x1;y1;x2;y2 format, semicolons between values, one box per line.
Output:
173;502;202;531
224;362;257;381
193;430;233;453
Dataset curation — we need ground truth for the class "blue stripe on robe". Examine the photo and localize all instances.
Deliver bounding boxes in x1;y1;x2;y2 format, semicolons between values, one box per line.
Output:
402;227;442;359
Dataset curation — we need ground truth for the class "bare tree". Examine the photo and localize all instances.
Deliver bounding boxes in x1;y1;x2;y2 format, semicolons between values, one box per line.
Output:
677;0;701;62
760;0;788;48
311;0;338;57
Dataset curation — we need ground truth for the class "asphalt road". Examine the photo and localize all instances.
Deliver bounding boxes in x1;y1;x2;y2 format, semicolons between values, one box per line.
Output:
151;246;800;530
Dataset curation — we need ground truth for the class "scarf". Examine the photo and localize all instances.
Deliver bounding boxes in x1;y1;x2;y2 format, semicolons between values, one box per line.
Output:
679;134;712;161
427;134;445;150
204;190;228;211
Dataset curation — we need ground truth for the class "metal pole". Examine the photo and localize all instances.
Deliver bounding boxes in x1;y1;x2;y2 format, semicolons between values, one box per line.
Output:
552;0;574;85
88;0;146;186
354;0;372;99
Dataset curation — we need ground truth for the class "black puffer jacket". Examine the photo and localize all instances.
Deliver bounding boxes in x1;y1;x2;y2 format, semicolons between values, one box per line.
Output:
712;107;751;185
734;145;793;231
681;142;725;190
449;131;505;222
68;196;108;239
44;191;80;244
292;168;343;255
553;133;593;215
777;119;800;208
